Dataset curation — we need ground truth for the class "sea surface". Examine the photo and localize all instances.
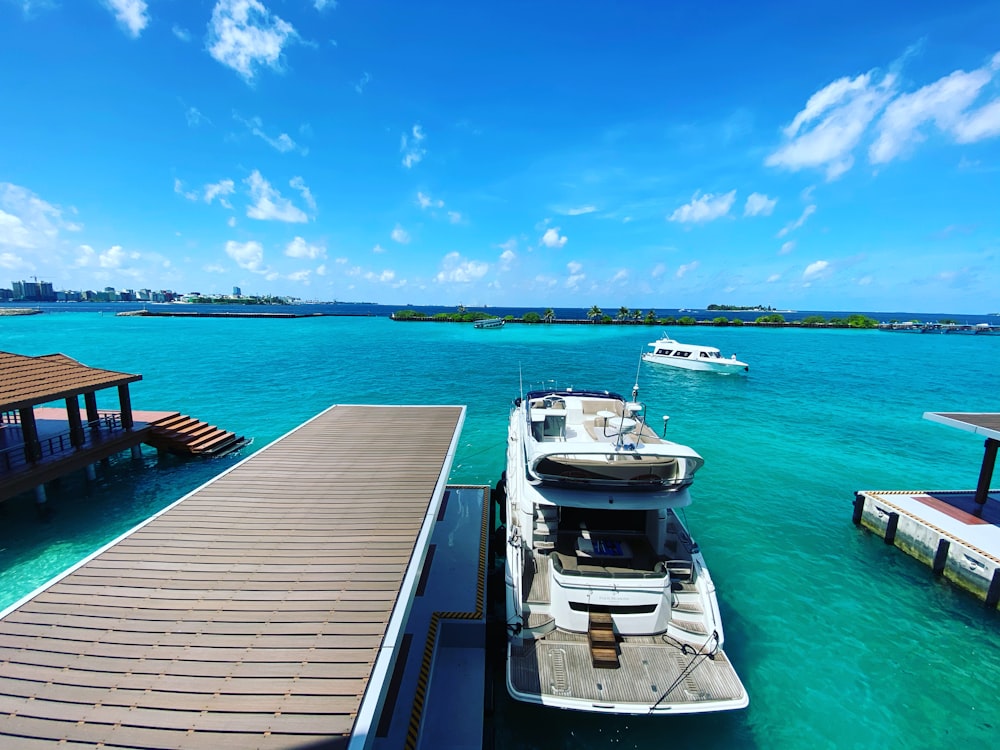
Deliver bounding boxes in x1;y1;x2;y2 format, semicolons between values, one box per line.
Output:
1;310;999;750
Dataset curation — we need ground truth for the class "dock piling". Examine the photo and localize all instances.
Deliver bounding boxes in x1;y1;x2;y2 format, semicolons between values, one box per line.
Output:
932;539;950;576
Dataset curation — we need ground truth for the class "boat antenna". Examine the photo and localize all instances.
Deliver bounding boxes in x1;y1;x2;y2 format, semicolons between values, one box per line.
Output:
519;364;524;401
632;352;642;402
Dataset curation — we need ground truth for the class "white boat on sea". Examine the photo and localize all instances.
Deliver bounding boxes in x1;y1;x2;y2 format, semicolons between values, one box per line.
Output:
474;317;505;329
500;383;748;714
642;334;749;374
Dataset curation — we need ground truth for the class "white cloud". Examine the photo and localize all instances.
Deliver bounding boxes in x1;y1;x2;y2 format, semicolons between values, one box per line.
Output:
565;261;585;290
103;0;148;38
173;25;192;43
767;71;895;180
779;240;796;254
803;259;830;279
435;251;488;283
870;59;1000;163
284;236;325;259
668;190;736;223
173;179;198;202
365;269;396;283
777;205;816;238
185;106;208;127
447;211;462;224
227;216;237;228
0;251;24;269
207;0;298;83
245;170;308;223
0;182;77;250
289;176;316;212
391;225;410;244
651;262;666;278
225;239;265;271
499;249;516;270
767;273;781;283
610;269;628;284
541;227;567;248
314;0;337;10
204;179;235;207
73;244;137;270
562;205;598;216
401;124;426;168
373;243;386;254
744;192;777;217
235;113;305;154
416;191;443;209
676;261;699;278
354;71;371;94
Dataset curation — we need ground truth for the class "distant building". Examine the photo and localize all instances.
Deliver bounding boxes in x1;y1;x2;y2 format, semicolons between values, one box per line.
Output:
11;280;55;301
233;286;242;296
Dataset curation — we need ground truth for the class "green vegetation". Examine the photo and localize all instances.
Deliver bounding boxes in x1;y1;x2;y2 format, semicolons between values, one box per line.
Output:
393;309;426;320
391;308;884;329
755;313;786;324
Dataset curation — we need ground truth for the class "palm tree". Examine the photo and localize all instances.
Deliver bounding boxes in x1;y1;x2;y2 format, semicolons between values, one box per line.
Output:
587;305;602;323
631;309;642;322
456;303;467;314
543;308;555;323
617;306;630;322
645;309;657;324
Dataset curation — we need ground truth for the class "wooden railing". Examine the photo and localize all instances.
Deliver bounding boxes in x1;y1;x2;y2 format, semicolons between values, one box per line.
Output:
0;412;125;474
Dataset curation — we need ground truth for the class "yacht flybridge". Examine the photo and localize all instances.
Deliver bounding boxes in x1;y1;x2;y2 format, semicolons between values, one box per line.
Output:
501;384;748;714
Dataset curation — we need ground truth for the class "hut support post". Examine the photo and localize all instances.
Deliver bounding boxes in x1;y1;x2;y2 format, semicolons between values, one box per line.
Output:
18;408;41;463
974;438;998;514
66;396;85;448
84;392;100;432
117;385;134;430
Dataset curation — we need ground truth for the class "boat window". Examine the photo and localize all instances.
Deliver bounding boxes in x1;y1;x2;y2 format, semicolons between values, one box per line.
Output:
673;351;691;358
699;352;708;358
657;349;672;355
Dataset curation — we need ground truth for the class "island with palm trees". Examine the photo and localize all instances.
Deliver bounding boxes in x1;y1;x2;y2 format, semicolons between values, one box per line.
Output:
391;304;881;329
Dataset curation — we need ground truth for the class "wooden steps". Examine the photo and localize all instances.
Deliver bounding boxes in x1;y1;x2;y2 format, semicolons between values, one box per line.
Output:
145;413;248;458
588;611;619;669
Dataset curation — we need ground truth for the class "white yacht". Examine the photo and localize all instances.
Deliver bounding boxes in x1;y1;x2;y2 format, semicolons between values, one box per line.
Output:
642;335;749;374
500;384;748;714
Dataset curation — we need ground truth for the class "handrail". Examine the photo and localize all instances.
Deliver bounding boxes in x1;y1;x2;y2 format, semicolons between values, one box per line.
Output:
0;412;125;473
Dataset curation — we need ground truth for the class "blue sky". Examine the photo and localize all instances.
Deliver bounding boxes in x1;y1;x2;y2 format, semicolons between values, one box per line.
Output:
1;1;999;312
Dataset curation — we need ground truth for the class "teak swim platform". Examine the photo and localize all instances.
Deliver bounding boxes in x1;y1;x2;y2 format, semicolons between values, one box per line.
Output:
0;403;467;749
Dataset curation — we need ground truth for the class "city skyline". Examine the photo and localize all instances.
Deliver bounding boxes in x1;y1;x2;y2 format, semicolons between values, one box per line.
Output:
1;2;999;313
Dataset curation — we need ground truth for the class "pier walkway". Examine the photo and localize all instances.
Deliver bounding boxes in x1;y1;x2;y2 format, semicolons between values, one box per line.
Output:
0;404;466;749
854;412;1000;608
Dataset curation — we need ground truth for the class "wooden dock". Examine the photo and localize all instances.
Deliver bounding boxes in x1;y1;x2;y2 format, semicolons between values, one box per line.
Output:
0;404;465;749
853;412;1000;608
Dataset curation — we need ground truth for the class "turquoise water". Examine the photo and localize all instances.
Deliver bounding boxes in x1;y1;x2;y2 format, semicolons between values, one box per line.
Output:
2;313;999;749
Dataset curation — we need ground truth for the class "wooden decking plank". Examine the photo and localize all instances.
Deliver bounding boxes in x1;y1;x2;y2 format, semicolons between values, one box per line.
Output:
0;661;370;695
0;404;463;747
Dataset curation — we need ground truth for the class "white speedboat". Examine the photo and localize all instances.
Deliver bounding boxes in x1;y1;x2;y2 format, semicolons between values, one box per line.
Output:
500;384;748;714
474;317;505;329
642;335;748;374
